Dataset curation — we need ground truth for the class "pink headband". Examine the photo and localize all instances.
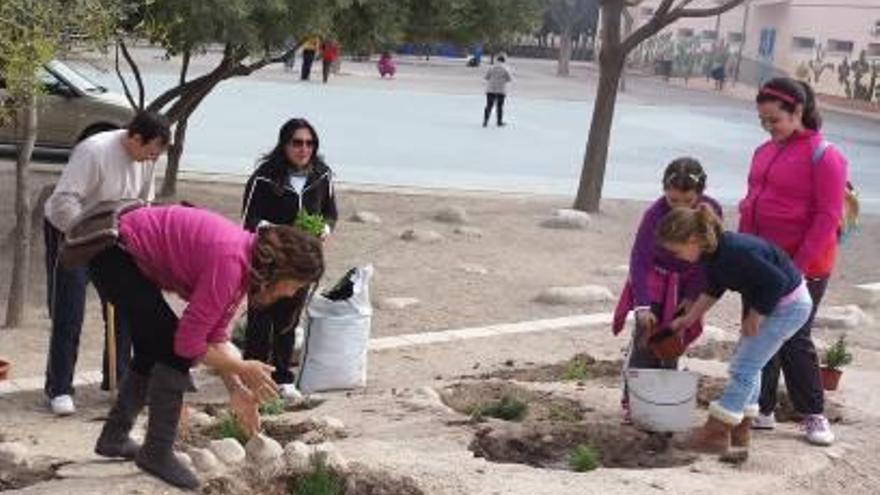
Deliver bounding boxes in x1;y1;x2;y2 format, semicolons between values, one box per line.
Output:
760;87;798;105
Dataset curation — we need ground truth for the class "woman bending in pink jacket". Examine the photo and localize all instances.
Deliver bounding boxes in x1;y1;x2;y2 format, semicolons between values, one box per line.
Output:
88;205;324;489
739;77;848;446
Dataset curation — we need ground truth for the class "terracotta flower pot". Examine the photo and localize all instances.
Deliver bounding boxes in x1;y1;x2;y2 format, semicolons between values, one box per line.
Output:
820;366;842;391
0;358;10;381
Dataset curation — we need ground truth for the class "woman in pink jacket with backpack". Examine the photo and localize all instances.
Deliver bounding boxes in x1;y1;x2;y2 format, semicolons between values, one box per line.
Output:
738;77;848;446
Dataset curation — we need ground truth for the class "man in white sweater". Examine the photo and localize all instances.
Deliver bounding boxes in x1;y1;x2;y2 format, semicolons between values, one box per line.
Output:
483;53;513;127
43;111;170;416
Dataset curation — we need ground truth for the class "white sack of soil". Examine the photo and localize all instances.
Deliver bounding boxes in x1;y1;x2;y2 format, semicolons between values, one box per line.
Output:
298;265;374;393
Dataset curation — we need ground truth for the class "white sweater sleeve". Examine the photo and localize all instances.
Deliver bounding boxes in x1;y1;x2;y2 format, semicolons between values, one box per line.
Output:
44;144;100;233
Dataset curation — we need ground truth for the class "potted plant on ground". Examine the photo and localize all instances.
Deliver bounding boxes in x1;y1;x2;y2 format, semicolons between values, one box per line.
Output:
820;336;853;391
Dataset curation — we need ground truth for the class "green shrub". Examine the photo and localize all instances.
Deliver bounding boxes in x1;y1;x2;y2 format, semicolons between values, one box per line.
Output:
560;360;590;381
473;395;528;422
568;444;601;472
823;336;853;370
295;211;327;237
290;453;344;495
217;412;249;445
259;396;287;416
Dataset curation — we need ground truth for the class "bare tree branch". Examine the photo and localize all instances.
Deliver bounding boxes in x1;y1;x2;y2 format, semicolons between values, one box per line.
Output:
623;0;743;54
117;38;144;109
114;42;137;109
675;0;743;20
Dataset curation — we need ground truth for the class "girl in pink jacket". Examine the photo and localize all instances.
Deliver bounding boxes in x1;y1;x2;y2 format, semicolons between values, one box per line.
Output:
738;77;848;446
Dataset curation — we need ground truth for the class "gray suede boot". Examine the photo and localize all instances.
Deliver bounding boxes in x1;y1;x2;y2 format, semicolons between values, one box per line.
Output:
95;371;149;459
134;363;199;490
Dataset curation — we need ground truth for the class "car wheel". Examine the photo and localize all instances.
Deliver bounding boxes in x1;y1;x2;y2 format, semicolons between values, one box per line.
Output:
77;123;118;143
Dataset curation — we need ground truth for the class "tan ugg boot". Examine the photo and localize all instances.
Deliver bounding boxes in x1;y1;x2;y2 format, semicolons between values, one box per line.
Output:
686;416;733;455
731;417;752;448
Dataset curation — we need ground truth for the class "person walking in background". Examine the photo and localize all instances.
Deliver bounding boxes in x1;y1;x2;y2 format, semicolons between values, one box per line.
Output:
483;54;512;127
241;118;338;398
613;157;722;423
739;77;848;446
42;111;170;416
377;51;396;78
321;38;339;84
300;35;320;81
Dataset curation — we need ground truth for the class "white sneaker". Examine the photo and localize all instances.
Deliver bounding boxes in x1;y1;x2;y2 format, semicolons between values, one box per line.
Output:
802;414;835;446
49;395;76;416
278;383;303;401
751;412;776;430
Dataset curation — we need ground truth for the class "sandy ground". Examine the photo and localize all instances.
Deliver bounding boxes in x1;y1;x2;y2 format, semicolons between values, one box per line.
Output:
1;165;880;494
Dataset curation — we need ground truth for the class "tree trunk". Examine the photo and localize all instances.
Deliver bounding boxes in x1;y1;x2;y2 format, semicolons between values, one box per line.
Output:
159;118;188;198
557;25;573;77
573;53;624;212
5;94;36;328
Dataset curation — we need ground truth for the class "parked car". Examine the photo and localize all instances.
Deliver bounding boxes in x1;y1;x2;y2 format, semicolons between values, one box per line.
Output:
0;59;133;149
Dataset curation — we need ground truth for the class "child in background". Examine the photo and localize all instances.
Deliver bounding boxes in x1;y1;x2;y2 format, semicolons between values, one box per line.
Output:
613;157;722;422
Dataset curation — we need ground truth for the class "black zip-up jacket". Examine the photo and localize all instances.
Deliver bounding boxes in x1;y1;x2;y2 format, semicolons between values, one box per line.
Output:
242;158;338;233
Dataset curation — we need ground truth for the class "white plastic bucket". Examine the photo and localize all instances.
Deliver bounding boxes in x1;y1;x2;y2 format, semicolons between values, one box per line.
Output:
626;368;698;432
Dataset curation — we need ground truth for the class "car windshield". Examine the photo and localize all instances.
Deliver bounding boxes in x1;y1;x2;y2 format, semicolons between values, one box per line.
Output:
45;60;105;94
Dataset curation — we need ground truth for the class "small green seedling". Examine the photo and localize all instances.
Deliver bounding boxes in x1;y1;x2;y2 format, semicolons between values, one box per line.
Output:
289;452;344;495
475;395;529;422
259;396;287;416
217;412;249;445
295;211;327;237
823;336;853;370
568;444;601;472
560;360;590;381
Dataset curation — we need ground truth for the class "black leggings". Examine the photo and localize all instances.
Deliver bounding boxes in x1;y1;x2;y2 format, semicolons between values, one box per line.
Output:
484;93;506;125
759;277;828;416
89;246;192;375
243;287;309;384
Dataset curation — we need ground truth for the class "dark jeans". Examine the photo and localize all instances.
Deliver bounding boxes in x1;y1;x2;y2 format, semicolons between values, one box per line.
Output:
322;59;332;83
243;287;308;385
483;93;506;126
301;50;316;81
89;246;192;375
759;277;828;416
43;220;132;397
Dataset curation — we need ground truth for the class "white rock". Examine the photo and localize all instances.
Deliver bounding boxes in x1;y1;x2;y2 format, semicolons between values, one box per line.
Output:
0;442;29;468
310;416;346;433
209;438;246;465
540;209;591;230
400;229;443;243
700;325;734;343
453;226;484;238
350;211;382;224
175;452;194;470
188;412;215;429
245;434;284;465
433;206;470;224
815;305;872;329
188;448;222;474
534;285;614;305
283;441;313;473
312;442;349;472
854;282;880;308
375;297;420;310
460;263;489;275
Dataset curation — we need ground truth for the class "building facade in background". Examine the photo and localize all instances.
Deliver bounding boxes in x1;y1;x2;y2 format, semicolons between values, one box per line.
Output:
636;0;880;96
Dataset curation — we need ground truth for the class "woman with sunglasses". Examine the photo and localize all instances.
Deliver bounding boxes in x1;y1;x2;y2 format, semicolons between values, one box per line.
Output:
738;78;848;445
241;118;338;398
613;157;722;423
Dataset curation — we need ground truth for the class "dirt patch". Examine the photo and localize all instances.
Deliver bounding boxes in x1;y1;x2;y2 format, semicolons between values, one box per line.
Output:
201;464;424;495
0;459;61;491
440;381;589;423
687;341;737;361
470;421;696;470
697;376;728;408
480;354;623;384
